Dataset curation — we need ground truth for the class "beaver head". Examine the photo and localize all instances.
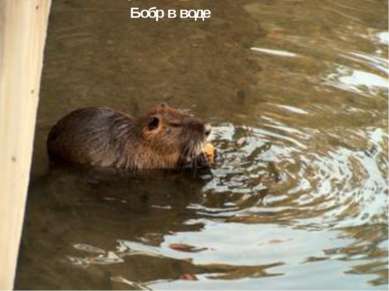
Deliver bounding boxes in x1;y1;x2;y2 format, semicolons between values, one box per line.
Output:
139;103;211;168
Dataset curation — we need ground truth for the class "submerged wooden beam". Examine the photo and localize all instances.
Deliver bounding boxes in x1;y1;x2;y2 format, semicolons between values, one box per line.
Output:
0;0;51;289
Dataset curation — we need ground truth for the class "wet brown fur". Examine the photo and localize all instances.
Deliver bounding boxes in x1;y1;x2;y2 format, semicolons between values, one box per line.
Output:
47;104;210;170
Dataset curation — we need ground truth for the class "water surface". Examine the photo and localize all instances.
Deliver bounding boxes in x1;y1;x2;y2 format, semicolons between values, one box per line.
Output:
16;0;388;289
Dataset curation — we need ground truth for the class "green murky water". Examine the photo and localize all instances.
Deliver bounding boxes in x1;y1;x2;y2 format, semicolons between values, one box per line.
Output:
16;0;388;289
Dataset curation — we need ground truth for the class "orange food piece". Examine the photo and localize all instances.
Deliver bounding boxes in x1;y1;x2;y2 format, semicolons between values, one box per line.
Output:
203;143;215;164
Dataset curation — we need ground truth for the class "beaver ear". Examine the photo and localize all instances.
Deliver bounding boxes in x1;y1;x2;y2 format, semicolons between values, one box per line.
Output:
147;116;160;131
159;102;168;109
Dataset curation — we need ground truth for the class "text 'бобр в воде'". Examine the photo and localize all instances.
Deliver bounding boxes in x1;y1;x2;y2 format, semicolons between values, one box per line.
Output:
129;7;211;22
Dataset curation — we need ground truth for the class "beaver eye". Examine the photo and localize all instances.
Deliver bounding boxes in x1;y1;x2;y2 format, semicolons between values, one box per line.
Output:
147;117;160;131
169;122;182;127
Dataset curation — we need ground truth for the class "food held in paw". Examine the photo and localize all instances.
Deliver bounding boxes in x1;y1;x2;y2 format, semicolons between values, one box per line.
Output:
203;143;215;165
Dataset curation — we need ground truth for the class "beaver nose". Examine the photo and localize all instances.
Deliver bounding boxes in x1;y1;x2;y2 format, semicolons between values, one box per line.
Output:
204;124;211;137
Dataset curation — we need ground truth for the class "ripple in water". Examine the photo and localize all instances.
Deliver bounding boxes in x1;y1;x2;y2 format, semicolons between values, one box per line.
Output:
190;121;387;229
64;119;387;288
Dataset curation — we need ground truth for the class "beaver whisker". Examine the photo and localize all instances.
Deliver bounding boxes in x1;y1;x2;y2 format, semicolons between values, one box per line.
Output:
183;140;205;169
179;139;194;167
193;153;198;175
180;138;204;169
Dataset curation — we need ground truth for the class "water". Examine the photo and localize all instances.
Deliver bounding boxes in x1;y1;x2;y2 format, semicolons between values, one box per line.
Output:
16;0;388;289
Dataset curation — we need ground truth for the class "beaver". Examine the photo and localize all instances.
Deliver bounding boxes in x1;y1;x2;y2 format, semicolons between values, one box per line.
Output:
47;104;212;170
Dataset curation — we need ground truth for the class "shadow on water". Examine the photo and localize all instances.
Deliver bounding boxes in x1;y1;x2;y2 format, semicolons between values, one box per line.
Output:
16;0;388;290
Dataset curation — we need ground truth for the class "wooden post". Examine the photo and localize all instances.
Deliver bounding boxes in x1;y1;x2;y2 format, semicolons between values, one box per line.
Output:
0;0;51;289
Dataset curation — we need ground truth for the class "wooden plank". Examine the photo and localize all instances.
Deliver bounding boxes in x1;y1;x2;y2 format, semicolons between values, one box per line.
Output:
0;0;51;289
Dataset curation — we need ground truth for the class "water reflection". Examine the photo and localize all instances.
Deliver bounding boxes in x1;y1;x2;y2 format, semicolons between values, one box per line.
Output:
16;0;388;289
325;65;388;96
250;47;298;58
376;32;389;46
